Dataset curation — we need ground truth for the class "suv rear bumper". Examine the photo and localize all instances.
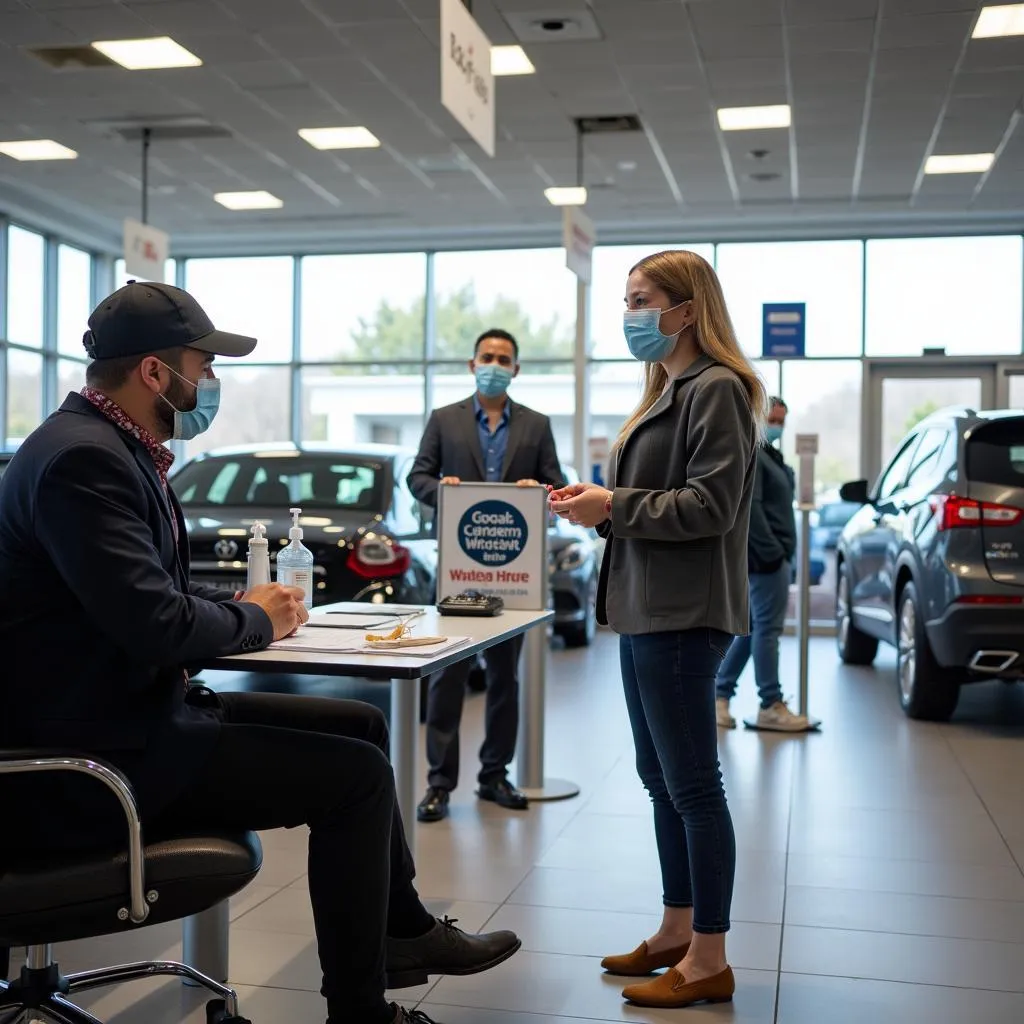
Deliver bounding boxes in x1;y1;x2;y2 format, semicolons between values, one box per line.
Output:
925;603;1024;675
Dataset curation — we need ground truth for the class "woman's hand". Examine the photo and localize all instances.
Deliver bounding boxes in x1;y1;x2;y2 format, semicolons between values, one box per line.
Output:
549;484;612;528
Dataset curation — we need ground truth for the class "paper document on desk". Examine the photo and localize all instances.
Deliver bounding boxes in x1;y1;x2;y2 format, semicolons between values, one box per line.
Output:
270;630;471;658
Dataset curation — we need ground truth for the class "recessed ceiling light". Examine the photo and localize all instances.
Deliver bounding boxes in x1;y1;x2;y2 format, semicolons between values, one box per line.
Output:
973;4;1024;37
91;36;202;70
544;186;587;206
214;190;283;210
0;139;78;161
298;126;381;150
491;45;535;76
717;104;792;131
925;153;995;174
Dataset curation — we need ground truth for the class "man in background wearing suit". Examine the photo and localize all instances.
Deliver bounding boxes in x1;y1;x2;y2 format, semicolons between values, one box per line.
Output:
408;328;565;823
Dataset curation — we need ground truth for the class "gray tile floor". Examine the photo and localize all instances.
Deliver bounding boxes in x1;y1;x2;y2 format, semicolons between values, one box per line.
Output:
10;633;1024;1023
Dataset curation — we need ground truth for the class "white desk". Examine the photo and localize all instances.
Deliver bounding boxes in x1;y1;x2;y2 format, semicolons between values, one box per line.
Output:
181;602;560;983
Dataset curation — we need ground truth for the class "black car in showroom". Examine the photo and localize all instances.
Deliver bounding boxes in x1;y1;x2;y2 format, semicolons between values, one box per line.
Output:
836;407;1024;721
171;444;601;645
171;444;437;605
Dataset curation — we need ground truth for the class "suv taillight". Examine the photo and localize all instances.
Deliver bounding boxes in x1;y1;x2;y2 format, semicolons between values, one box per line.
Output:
346;535;412;580
930;494;1023;531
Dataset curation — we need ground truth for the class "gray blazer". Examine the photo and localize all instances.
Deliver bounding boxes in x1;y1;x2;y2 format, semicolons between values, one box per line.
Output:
407;396;564;508
596;356;757;637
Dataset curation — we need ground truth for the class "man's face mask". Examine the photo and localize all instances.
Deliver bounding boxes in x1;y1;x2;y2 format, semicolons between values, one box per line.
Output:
157;361;220;440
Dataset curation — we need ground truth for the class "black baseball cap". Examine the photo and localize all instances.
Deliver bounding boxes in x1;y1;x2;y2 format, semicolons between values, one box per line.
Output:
83;280;257;360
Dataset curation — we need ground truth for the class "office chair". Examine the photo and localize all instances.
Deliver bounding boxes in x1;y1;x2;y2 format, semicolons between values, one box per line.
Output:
0;752;262;1024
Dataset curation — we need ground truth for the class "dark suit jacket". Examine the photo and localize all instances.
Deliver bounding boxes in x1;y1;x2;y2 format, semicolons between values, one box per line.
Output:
0;393;272;847
595;357;756;637
407;396;565;508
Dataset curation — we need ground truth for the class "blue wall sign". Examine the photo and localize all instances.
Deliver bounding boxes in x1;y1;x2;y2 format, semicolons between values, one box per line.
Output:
762;302;806;358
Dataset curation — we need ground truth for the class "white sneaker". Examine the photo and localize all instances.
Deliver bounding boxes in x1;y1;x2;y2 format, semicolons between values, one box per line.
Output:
716;698;736;729
756;700;810;732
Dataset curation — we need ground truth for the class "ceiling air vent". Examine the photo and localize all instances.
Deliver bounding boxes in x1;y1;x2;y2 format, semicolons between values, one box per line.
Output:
748;171;783;182
505;9;603;43
26;45;118;70
574;114;643;134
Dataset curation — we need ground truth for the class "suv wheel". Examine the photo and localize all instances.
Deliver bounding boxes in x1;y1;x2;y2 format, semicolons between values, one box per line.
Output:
836;564;878;666
897;581;960;721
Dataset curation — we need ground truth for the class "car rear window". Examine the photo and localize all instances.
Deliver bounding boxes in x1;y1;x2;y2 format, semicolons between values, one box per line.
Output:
172;456;385;510
966;420;1024;487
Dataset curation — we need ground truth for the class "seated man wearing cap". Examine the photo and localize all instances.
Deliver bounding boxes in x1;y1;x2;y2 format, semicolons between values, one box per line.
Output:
0;282;520;1024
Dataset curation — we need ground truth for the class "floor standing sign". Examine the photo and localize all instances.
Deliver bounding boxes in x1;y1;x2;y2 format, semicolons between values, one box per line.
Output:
437;482;547;609
437;482;579;801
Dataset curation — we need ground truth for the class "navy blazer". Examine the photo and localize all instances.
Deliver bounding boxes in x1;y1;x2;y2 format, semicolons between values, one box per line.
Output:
0;394;272;846
407;396;565;509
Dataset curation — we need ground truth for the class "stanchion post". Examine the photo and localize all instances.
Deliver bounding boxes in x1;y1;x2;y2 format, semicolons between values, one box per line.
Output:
795;433;822;731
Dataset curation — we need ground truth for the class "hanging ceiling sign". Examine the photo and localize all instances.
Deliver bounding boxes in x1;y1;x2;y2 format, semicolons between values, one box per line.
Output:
440;0;496;157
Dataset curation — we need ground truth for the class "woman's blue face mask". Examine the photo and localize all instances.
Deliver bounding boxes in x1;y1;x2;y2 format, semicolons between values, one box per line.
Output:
622;301;689;362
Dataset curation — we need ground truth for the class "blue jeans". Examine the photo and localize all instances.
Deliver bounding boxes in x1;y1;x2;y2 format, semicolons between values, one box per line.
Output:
715;561;789;709
620;629;736;934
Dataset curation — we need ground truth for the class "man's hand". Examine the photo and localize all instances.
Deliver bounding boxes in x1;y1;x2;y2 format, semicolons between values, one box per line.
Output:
240;583;309;641
441;476;461;486
516;479;540;487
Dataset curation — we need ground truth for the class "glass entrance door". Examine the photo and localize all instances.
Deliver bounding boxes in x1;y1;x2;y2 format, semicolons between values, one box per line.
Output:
860;358;1020;484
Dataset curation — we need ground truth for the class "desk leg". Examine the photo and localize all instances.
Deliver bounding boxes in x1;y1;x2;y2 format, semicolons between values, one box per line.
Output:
390;677;419;860
182;900;229;984
515;623;580;802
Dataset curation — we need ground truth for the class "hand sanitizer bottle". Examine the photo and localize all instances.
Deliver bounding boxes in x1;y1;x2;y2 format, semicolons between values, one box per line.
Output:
246;521;270;590
276;507;314;609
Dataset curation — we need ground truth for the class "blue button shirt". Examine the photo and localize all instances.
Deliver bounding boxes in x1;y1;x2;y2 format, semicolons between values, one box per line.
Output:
474;396;510;482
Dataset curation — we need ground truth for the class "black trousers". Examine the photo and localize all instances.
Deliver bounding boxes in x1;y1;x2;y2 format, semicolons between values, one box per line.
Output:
426;635;523;791
154;691;420;1024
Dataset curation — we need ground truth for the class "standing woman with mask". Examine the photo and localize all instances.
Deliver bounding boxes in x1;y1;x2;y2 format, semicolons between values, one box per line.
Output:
550;250;766;1009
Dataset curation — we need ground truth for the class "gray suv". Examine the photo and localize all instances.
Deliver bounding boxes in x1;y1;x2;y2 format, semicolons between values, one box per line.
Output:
836;407;1024;720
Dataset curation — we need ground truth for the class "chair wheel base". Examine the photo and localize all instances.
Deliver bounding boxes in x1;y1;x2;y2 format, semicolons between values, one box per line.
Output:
206;998;252;1024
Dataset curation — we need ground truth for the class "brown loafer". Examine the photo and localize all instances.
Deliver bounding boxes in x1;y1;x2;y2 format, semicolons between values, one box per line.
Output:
622;966;735;1007
600;939;690;977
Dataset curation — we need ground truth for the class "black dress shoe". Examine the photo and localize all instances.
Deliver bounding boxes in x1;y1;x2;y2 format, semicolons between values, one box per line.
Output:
477;778;529;810
417;787;450;823
386;916;522;989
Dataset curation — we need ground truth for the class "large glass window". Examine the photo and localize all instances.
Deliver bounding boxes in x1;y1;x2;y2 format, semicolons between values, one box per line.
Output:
58;359;87;399
6;226;45;348
866;236;1024;356
6;349;43;444
779;360;862;495
717;241;864;359
57;245;93;356
432;249;576;362
184;365;291;459
590;244;716;360
301;253;427;363
301;366;425;448
184;257;294;363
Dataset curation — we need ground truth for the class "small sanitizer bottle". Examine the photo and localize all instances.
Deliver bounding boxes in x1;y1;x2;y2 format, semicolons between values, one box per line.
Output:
246;521;270;590
276;507;314;609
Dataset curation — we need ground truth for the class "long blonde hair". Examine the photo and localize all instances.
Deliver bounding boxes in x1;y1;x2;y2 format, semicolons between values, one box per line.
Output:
613;249;768;451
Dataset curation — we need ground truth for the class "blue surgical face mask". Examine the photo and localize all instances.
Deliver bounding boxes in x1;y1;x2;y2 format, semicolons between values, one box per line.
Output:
765;424;784;446
622;301;688;362
159;362;221;441
475;364;513;399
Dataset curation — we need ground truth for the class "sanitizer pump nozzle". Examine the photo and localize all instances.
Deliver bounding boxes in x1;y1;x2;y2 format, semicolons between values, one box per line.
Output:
276;506;314;609
246;521;270;589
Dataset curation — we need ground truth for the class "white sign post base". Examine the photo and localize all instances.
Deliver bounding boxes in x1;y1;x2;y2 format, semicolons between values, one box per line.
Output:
437;483;579;801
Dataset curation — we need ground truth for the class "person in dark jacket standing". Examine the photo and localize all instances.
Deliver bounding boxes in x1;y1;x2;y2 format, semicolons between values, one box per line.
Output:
407;328;564;822
715;396;810;731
